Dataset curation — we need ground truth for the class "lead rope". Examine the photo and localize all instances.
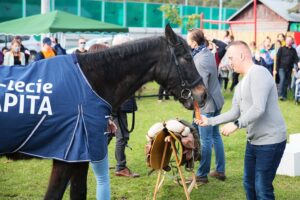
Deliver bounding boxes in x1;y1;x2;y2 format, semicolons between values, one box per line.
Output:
117;100;136;150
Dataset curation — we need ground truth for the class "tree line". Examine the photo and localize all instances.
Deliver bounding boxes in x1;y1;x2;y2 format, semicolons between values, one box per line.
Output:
106;0;250;8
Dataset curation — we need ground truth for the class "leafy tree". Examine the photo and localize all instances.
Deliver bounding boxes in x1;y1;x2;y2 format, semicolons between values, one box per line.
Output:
159;0;251;30
160;4;201;30
160;5;182;26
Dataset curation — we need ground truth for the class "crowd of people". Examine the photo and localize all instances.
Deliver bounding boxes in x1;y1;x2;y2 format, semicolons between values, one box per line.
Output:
0;36;67;65
249;34;300;102
201;31;300;104
0;36;89;65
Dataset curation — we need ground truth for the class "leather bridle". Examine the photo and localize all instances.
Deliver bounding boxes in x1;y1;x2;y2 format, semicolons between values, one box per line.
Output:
167;42;202;101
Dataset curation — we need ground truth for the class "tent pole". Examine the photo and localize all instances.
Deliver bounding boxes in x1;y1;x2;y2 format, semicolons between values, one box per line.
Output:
77;0;81;16
218;0;223;30
22;0;26;17
123;0;127;27
102;0;105;22
41;0;50;14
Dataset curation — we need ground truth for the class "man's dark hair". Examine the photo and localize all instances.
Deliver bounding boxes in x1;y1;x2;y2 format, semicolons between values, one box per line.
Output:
2;47;8;52
14;36;22;41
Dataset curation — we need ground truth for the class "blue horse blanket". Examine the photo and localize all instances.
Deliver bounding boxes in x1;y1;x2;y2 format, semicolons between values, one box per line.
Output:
0;55;111;162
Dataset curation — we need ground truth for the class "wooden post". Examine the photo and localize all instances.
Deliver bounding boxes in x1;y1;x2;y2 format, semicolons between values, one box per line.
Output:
153;138;169;200
170;138;190;200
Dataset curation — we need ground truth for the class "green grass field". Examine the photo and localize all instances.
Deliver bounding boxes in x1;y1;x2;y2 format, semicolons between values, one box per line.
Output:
1;82;300;200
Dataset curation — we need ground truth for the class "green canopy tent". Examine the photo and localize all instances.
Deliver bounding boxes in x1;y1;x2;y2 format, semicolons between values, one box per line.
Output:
0;10;128;35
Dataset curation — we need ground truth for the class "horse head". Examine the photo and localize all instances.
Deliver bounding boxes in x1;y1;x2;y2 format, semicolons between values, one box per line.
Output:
155;24;207;110
77;25;206;112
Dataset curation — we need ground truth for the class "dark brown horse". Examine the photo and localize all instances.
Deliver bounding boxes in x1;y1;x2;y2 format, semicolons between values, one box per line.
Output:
2;25;206;199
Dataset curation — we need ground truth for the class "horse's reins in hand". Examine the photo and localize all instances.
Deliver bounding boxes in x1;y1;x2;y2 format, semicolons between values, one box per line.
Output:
117;108;135;134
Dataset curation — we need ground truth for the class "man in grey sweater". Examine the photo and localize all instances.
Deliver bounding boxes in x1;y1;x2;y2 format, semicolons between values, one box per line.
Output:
195;41;286;200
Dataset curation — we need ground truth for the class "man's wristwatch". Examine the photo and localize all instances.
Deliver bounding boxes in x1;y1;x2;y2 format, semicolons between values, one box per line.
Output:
234;120;240;128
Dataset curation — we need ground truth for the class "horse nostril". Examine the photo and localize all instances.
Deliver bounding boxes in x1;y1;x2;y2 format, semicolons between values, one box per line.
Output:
199;92;207;107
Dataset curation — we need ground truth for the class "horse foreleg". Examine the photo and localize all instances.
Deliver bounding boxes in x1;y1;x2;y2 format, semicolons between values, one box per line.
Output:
44;160;73;200
70;162;89;200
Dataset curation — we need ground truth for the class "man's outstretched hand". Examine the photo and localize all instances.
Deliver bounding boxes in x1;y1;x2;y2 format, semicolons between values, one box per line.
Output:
220;122;238;136
194;117;239;137
194;115;208;126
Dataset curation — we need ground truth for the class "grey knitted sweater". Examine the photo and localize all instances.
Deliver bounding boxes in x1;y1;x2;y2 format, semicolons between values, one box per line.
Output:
208;64;286;145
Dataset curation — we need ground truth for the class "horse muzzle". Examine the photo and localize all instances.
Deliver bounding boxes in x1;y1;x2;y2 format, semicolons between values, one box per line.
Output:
192;85;207;107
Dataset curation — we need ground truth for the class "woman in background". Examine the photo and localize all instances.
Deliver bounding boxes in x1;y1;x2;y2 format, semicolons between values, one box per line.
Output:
88;43;115;200
187;28;226;184
3;39;25;66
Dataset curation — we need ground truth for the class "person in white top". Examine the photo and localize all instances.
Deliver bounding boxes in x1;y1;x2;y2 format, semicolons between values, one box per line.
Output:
3;39;25;66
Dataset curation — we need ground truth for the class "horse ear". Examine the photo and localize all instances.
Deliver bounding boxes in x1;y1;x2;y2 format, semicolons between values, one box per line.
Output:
165;24;179;45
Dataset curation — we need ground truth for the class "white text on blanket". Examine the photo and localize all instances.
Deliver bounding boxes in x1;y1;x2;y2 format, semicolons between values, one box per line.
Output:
0;79;53;115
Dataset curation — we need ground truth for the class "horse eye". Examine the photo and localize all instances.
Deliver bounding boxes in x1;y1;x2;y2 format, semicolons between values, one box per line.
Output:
184;54;192;61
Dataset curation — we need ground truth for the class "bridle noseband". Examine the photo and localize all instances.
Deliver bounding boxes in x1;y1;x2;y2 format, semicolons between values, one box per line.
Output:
168;42;202;100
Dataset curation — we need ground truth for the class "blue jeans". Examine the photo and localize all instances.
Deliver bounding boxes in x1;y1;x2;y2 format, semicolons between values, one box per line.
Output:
278;68;292;99
91;154;110;200
196;110;225;178
244;140;286;200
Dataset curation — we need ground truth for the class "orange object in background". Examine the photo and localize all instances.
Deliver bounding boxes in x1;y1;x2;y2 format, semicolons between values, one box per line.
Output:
194;101;201;120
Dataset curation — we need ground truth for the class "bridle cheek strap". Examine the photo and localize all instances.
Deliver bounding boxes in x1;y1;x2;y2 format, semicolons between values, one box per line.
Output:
168;44;202;100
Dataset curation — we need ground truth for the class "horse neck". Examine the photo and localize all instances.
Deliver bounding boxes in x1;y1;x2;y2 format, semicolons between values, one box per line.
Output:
77;37;167;111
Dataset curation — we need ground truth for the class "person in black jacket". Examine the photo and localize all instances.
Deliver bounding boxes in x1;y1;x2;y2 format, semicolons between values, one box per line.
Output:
108;35;140;178
157;85;170;102
14;36;30;64
212;37;239;92
108;97;139;178
276;36;300;100
212;39;227;62
50;37;66;55
212;39;229;91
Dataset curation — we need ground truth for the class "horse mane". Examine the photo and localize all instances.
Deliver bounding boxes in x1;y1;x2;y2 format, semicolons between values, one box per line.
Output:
76;36;167;90
76;36;168;105
78;36;165;72
106;36;164;59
